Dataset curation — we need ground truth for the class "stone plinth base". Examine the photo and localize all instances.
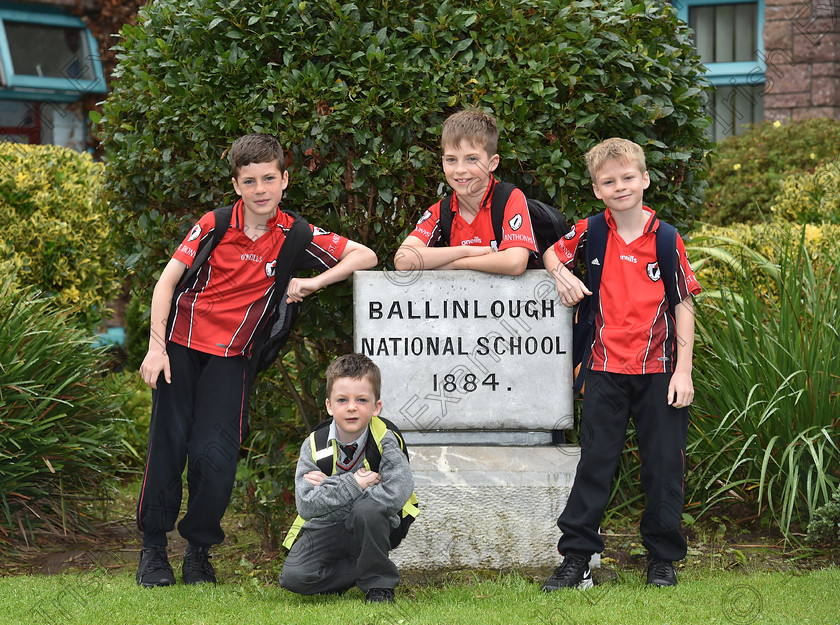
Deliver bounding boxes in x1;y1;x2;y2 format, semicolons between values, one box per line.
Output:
390;445;598;571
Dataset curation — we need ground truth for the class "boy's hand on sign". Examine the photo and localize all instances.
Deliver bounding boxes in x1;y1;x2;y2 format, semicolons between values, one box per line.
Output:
139;350;171;389
354;469;381;490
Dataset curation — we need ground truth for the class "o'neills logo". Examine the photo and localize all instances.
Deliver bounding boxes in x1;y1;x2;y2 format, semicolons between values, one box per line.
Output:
241;253;264;263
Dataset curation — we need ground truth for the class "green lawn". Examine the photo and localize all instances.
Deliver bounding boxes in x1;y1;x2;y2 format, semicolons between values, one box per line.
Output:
1;565;837;625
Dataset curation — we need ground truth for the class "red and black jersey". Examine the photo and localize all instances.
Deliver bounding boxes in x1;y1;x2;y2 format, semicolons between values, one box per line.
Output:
554;208;701;375
408;176;538;253
168;200;348;357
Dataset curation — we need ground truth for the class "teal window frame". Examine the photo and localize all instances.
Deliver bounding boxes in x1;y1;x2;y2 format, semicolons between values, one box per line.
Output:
0;7;106;99
676;0;766;86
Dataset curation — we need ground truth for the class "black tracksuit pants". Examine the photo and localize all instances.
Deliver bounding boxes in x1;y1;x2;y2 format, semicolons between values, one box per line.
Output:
137;342;251;548
556;371;689;562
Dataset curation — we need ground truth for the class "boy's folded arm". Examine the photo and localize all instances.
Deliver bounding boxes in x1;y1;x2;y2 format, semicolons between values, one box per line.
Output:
393;236;489;271
363;432;415;515
449;246;529;275
293;441;363;520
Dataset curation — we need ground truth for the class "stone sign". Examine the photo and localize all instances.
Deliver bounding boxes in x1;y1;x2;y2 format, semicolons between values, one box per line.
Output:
353;270;573;433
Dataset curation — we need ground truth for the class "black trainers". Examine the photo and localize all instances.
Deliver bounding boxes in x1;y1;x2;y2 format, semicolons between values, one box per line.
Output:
646;556;677;587
182;545;217;585
136;546;176;588
542;553;594;592
366;587;395;603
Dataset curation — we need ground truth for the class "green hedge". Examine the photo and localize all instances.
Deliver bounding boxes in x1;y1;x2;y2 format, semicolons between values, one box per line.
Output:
0;143;121;329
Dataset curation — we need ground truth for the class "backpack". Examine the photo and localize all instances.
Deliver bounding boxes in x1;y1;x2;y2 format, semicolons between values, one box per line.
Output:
282;415;420;551
572;213;679;393
436;181;570;269
170;204;313;378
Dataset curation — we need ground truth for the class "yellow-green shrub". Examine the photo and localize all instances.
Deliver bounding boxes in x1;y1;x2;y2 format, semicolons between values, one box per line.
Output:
688;218;840;297
0;143;120;328
771;157;840;224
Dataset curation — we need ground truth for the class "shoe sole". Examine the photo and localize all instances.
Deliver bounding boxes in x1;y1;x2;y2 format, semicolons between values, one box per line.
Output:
542;576;594;592
138;579;175;588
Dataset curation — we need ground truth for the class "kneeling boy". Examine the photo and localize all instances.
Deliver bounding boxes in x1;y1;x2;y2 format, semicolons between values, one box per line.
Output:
279;354;414;603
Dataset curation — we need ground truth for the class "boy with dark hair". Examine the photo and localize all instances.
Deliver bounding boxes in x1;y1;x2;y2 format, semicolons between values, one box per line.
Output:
135;133;377;588
542;138;701;590
393;108;538;275
279;353;414;604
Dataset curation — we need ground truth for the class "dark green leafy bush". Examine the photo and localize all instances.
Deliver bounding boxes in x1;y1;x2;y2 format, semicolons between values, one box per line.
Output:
98;0;713;545
701;118;840;226
0;281;128;551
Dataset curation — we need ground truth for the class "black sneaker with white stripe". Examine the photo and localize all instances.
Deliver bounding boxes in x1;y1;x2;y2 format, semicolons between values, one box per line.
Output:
542;553;594;592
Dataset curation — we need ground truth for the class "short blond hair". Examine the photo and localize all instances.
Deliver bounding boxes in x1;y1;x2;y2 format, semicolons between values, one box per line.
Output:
441;109;499;155
586;138;646;179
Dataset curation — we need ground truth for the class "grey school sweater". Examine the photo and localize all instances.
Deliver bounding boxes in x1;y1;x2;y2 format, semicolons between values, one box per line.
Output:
294;429;414;531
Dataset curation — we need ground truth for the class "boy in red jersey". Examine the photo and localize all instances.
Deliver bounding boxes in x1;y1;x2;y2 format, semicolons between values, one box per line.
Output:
393;109;538;276
135;134;377;588
542;138;701;591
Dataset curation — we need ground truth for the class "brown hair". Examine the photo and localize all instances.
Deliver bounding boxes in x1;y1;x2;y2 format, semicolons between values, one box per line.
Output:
325;353;382;400
441;109;499;155
585;138;647;179
228;134;285;179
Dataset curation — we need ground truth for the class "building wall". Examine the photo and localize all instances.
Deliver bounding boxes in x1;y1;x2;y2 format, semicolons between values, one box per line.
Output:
763;0;840;121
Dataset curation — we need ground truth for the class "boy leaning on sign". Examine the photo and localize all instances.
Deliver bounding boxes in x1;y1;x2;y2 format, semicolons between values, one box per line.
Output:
542;138;702;590
393;108;538;275
135;134;377;588
279;353;415;604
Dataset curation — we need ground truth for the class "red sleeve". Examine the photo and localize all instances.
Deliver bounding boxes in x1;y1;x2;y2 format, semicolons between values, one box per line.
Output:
172;211;218;268
299;225;349;270
498;188;538;253
676;234;702;299
406;201;444;247
552;217;588;267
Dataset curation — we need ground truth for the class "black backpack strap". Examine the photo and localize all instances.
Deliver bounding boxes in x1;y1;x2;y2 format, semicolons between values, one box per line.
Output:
176;204;233;291
247;212;314;376
585;212;608;314
572;212;608;392
436;195;454;246
312;419;335;475
271;211;313;298
488;181;515;249
655;221;680;369
655;222;679;322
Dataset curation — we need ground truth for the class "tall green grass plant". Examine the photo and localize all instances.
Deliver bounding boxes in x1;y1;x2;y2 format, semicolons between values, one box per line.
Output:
0;281;128;552
687;232;840;539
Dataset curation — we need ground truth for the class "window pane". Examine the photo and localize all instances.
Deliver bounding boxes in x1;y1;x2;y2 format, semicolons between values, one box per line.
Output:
708;82;764;141
4;21;95;80
689;3;757;63
690;6;716;61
